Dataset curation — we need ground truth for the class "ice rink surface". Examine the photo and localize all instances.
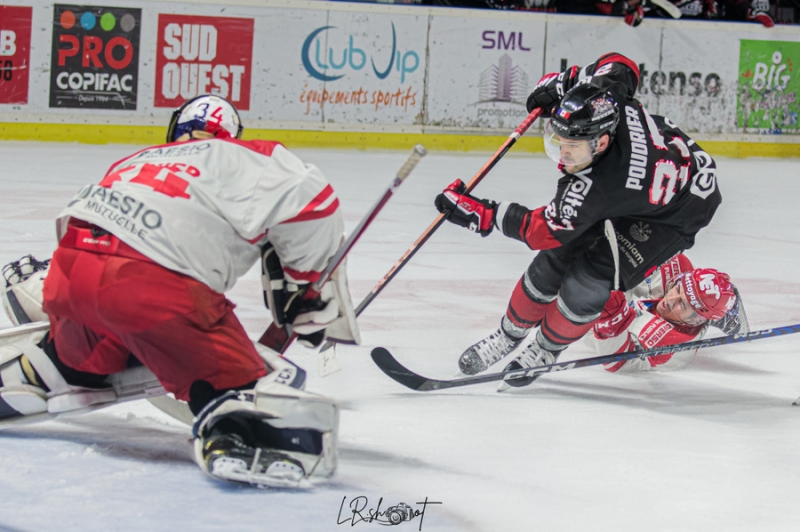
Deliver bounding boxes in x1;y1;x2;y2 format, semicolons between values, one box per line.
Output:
0;141;799;532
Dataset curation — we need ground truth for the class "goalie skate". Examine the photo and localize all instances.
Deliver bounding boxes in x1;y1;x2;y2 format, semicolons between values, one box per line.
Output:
202;434;312;489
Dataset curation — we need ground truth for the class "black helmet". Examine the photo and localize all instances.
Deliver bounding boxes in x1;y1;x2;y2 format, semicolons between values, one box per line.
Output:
549;84;619;141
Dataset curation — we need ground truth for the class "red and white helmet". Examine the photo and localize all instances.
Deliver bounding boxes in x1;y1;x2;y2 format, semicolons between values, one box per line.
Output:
166;94;243;143
680;268;736;321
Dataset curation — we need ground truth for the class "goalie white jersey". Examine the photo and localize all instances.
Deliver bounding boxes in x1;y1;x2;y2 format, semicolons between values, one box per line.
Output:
56;138;343;293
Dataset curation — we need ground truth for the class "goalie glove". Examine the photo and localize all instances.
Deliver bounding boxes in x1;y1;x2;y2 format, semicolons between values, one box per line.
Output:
261;243;360;348
434;179;497;237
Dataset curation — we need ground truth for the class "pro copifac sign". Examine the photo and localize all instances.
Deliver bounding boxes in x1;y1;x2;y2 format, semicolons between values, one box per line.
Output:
154;14;253;110
49;4;140;109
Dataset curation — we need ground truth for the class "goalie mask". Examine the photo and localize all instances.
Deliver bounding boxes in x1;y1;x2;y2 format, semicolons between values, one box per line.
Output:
543;84;619;168
166;94;244;143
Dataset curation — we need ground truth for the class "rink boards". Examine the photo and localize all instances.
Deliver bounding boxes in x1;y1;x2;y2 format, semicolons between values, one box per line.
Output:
0;0;799;156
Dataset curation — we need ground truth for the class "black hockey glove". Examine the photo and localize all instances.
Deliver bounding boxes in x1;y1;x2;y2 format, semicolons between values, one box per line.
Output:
435;179;497;237
526;68;579;116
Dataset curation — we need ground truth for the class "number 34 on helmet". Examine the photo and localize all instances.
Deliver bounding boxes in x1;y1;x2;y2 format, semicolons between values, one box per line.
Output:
166;94;244;143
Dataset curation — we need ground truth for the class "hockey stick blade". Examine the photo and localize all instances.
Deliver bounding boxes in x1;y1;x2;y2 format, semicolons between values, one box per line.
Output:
372;323;800;392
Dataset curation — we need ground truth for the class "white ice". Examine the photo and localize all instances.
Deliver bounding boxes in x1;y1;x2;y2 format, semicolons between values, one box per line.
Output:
0;142;798;532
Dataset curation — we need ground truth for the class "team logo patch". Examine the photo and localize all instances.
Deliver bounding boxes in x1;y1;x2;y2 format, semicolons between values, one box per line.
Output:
630;221;652;242
591;97;615;120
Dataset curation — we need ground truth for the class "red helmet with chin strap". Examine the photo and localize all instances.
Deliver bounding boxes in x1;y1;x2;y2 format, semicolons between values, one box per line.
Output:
680;268;736;321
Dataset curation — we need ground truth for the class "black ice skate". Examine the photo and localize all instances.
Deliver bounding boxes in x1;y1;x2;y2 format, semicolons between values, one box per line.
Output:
458;328;523;375
201;433;311;489
498;341;560;391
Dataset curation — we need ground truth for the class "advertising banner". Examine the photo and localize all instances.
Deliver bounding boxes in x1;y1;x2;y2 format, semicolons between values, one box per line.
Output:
0;5;32;105
292;11;427;124
426;16;546;129
153;14;254;110
649;27;735;135
738;39;800;132
49;4;141;110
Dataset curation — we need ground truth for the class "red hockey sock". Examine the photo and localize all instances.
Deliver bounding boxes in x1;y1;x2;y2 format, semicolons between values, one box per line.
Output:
505;277;554;331
539;304;596;350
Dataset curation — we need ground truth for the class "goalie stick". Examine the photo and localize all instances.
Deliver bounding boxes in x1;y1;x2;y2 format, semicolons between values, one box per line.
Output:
258;144;428;353
371;323;800;392
317;108;545;357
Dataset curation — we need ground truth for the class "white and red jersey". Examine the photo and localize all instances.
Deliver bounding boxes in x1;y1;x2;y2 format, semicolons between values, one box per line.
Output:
587;254;708;373
56;138;343;293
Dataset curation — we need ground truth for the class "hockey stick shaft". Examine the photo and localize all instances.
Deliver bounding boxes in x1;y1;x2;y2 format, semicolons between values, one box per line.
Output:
372;323;800;391
649;0;682;18
319;108;544;353
258;144;428;353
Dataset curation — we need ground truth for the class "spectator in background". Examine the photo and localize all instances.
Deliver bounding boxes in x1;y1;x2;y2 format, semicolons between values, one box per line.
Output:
429;0;778;27
719;0;775;26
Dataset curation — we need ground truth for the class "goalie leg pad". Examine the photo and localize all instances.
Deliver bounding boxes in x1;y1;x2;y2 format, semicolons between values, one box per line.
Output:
0;322;121;426
193;375;338;488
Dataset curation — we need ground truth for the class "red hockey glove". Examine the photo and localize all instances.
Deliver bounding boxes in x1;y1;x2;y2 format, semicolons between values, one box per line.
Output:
526;68;578;116
624;1;645;26
593;291;635;340
434;179;497;237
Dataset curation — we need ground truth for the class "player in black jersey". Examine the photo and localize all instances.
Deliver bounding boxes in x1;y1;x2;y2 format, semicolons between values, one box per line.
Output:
434;52;722;389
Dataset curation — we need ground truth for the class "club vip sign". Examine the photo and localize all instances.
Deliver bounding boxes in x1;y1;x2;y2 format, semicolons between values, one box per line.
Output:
1;5;32;105
737;40;800;132
154;15;253;110
49;5;140;110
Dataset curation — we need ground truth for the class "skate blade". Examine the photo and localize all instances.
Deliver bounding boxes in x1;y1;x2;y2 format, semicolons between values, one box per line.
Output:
209;456;313;490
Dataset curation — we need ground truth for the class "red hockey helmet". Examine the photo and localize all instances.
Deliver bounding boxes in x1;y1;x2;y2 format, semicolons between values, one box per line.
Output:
680;268;736;321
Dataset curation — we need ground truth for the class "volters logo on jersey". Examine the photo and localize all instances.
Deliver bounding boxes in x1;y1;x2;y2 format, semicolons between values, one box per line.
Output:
301;24;420;84
0;6;32;105
544;173;592;232
49;5;140;110
154;15;253;110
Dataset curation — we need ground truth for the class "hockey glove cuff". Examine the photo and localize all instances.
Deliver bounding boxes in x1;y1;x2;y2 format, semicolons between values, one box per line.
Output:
435;179;497;237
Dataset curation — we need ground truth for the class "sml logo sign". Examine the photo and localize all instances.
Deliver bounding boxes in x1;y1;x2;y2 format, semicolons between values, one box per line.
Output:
301;23;419;84
473;54;530;122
